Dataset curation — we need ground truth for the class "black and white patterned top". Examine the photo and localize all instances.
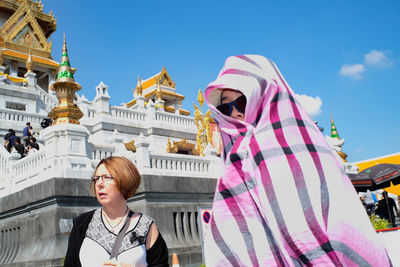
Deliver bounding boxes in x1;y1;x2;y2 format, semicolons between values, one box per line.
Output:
79;208;153;266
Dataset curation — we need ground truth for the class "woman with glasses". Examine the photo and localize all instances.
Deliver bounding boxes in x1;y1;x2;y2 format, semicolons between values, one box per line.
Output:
64;156;168;267
204;55;391;266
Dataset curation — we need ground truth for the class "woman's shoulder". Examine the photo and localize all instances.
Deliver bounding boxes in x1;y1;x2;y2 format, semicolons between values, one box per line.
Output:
73;209;97;228
133;213;154;236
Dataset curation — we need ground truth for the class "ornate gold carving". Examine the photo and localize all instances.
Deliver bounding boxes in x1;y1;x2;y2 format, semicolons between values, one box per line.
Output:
124;139;136;152
166;138;177;153
338;151;348;162
157;66;175;88
0;1;55;57
167;138;199;155
26;51;33;72
193;89;211;156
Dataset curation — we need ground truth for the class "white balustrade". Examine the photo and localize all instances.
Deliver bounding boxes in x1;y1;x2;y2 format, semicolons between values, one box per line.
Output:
0;109;45;124
155;111;196;128
148;153;214;177
0;145;10;178
90;146;115;160
11;150;46;184
110;106;146;121
38;88;58;110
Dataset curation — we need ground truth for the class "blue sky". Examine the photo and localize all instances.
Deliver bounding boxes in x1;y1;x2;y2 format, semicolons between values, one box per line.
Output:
42;0;400;163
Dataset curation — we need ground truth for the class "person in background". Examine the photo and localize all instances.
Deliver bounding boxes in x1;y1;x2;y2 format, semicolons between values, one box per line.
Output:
22;122;32;146
376;191;398;228
13;137;26;158
203;55;391;266
364;189;376;215
27;137;39;151
64;156;168;267
41;115;53;129
4;129;16;152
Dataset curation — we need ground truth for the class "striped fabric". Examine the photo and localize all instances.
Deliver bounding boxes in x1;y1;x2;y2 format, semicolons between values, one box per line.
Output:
204;55;391;266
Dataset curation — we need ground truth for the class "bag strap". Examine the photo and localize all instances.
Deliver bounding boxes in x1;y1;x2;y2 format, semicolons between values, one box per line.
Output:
109;210;134;260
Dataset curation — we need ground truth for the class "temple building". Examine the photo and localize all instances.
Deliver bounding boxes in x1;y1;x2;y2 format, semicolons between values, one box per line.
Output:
0;1;219;266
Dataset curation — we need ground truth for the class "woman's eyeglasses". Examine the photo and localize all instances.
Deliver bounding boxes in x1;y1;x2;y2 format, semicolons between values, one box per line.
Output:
90;175;114;183
216;95;246;117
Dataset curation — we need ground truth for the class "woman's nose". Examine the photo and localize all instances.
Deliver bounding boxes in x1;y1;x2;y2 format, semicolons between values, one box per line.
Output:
96;179;105;188
231;106;244;121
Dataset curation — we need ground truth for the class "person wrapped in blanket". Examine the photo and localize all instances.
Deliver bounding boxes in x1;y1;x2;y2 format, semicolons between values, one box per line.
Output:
65;156;168;267
203;55;392;266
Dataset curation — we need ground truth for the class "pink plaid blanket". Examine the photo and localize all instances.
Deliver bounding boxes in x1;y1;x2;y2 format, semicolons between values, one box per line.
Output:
204;55;391;266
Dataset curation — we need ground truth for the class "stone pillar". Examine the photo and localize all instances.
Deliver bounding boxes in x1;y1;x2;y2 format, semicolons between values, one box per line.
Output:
174;101;182;115
41;123;93;179
135;95;146;110
93;81;110;115
10;60;18;76
49;69;56;84
135;133;150;169
24;71;36;87
146;99;156;120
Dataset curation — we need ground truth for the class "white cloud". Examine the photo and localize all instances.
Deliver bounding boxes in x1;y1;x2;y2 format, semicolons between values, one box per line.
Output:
364;50;392;67
339;64;365;79
295;94;322;118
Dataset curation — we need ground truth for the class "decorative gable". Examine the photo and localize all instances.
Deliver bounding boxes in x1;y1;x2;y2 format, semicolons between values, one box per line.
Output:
157;66;175;88
0;0;56;58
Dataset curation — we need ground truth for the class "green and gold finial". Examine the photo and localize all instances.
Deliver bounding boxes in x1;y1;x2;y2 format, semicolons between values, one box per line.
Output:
56;34;75;82
330;114;340;139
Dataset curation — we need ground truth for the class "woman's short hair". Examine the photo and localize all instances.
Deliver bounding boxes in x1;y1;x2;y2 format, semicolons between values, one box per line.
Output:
92;156;141;199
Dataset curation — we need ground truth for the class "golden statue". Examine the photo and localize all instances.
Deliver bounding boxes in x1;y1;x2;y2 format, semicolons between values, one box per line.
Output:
193;89;212;156
124;139;136;152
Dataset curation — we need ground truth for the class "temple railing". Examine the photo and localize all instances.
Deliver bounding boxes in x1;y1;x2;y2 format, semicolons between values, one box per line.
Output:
154;111;196;129
145;153;217;178
0;108;46;125
110;106;146;121
37;88;58;112
0;145;10;179
11;150;46;185
90;145;115;161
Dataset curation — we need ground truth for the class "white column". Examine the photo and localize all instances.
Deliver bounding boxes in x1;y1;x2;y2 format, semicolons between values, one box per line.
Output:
41;123;93;179
135;133;150;169
24;71;36;87
135;95;146;110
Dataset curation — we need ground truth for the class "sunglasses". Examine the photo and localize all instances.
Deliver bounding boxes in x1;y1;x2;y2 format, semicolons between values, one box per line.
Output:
216;95;246;117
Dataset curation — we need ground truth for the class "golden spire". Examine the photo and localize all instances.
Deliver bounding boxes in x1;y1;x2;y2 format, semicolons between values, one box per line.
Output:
136;75;143;96
48;35;83;125
26;51;34;72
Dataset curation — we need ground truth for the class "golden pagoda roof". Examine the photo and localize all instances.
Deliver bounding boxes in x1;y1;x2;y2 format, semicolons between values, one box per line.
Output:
1;48;59;68
0;0;57;59
141;66;175;89
126;90;185;107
